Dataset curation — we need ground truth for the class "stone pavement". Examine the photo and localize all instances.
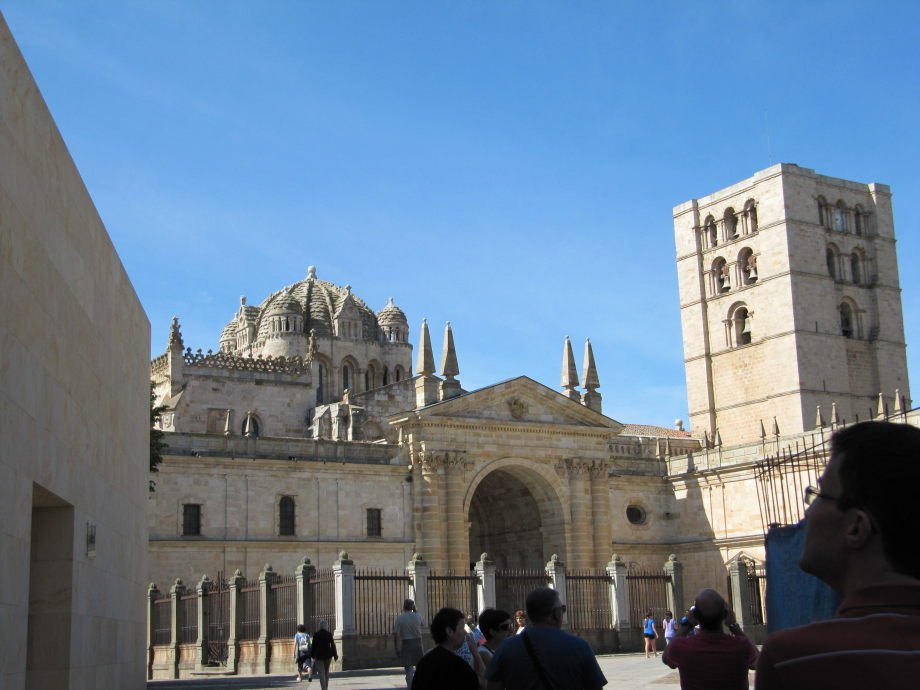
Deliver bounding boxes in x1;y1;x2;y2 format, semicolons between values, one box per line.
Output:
147;653;757;689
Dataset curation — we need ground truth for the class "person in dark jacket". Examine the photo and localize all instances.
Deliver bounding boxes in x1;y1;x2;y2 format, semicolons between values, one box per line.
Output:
310;619;338;690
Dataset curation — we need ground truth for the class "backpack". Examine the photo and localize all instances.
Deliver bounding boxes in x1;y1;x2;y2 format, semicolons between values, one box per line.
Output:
297;633;311;655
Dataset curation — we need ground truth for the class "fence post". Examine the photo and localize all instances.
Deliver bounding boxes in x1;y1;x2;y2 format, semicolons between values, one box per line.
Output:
228;569;245;674
333;551;356;670
728;558;754;631
474;552;496;612
606;554;629;630
295;557;316;629
169;578;185;678
147;582;159;680
545;554;569;631
407;553;430;629
663;554;684;617
258;564;275;674
195;575;209;670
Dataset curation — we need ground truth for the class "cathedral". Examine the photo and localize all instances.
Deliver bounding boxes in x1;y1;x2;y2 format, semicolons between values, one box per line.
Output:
149;162;912;603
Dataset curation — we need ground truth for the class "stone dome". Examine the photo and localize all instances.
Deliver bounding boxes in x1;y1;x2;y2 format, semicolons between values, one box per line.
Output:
249;267;378;343
377;297;408;326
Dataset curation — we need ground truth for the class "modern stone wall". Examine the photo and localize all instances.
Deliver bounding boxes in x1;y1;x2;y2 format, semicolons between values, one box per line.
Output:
0;12;150;690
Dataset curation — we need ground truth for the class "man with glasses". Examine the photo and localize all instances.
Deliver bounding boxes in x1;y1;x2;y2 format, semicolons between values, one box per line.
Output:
755;421;920;688
486;587;607;690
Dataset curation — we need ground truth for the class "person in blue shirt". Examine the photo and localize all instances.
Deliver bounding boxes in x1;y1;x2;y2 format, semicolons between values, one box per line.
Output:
643;611;659;658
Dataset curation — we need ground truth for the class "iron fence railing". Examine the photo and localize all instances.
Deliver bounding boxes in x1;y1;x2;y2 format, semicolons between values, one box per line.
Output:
238;582;261;641
309;568;335;634
428;571;479;617
179;591;198;644
203;575;230;666
625;567;670;629
152;597;171;646
566;569;612;631
354;569;411;635
495;568;551;615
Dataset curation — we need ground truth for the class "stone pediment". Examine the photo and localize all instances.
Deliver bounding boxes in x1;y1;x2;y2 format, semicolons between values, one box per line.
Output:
413;376;623;431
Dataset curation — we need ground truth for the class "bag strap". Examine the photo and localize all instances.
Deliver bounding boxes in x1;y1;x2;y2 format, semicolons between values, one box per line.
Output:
520;630;558;690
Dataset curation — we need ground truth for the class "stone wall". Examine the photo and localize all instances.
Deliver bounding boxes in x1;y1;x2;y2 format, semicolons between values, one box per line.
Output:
0;12;150;689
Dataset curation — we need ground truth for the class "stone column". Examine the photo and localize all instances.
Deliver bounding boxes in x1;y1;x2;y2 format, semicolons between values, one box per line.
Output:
407;553;430;629
258;564;275;674
566;461;594;567
168;578;185;679
607;554;635;652
545;555;569;631
474;553;496;612
663;554;684;617
147;583;160;680
294;557;316;628
590;465;611;570
195;575;209;671
228;569;245;674
333;551;357;670
728;559;754;631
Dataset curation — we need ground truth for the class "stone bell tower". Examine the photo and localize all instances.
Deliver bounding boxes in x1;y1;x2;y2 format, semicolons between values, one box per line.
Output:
673;163;910;446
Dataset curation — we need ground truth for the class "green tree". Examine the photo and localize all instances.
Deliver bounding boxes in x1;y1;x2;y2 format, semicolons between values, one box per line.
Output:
150;385;168;491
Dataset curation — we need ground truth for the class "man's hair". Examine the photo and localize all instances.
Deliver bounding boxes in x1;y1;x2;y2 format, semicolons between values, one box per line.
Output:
430;607;465;644
478;608;511;640
832;421;920;578
403;598;415;611
692;602;725;631
296;623;306;633
525;587;561;623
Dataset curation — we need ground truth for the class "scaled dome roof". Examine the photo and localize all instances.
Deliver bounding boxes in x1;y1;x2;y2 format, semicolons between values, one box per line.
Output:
377;297;408;326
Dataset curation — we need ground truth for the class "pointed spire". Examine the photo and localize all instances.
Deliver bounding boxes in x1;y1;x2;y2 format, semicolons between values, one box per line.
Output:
439;322;462;401
877;392;887;420
223;409;232;437
759;420;767;439
561;336;580;401
815;405;825;429
830;402;839;428
714;428;723;447
771;417;780;436
416;319;435;376
243;411;254;438
894;389;904;414
581;338;602;414
168;316;184;351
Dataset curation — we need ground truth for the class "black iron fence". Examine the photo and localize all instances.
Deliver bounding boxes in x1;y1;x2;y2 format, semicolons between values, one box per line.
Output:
495;568;551;614
309;568;336;634
354;569;411;635
428;571;479;616
625;567;670;629
238;582;261;641
179;591;198;644
152;597;171;646
270;574;297;639
566;569;612;631
728;565;767;626
204;576;230;666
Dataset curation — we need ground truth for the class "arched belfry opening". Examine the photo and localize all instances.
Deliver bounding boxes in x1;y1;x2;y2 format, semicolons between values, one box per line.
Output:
467;466;566;570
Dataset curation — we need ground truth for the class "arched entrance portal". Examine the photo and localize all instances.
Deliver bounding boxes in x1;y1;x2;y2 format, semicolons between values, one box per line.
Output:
467;467;566;570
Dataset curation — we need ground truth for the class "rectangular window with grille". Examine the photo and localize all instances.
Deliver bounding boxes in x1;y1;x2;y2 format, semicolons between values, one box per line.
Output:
366;508;382;538
182;504;201;536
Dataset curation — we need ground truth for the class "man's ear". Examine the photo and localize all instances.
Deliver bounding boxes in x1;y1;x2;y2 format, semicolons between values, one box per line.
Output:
844;508;874;548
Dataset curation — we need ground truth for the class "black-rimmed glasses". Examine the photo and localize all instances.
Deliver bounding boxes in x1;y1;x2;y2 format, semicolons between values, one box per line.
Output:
803;485;841;506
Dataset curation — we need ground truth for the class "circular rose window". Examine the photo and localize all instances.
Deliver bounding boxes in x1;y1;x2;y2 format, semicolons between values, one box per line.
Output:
626;505;647;525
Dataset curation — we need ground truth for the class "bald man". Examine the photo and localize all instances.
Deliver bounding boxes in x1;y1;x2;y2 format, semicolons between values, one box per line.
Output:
662;589;757;690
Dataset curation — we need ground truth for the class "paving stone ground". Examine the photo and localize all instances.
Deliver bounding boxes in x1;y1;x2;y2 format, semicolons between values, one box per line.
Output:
147;652;757;689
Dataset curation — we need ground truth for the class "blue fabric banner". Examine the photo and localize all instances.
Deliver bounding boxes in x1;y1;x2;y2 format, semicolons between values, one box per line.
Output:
765;521;839;633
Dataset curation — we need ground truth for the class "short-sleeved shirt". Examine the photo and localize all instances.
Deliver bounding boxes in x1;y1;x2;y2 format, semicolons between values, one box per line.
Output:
411;645;478;690
486;626;608;690
664;618;679;639
644;618;657;635
662;629;757;690
394;610;423;640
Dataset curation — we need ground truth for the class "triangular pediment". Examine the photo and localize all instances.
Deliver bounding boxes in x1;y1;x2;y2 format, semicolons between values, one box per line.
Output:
411;376;623;431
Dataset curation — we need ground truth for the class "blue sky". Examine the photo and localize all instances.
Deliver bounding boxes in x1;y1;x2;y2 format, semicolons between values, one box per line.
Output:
3;1;919;428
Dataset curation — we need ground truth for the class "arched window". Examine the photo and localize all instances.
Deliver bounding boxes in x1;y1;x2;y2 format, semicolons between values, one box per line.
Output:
394;366;403;383
850;253;861;285
738;248;757;285
279;496;295;536
724;208;738;240
342;364;350;393
744;199;758;234
703;215;718;248
317;364;326;404
242;413;261;437
854;204;864;235
826;247;838;280
712;257;730;294
817;196;828;227
728;303;751;347
840;303;854;338
382;366;389;386
834;200;847;232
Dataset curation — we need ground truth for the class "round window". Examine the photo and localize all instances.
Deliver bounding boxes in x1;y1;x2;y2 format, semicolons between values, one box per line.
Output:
626;505;647;525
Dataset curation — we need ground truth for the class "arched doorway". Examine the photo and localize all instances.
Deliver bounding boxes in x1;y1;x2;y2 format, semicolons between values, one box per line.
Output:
467;466;566;570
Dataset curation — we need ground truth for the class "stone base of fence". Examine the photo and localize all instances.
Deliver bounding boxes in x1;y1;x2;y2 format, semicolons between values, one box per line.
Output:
615;628;644;653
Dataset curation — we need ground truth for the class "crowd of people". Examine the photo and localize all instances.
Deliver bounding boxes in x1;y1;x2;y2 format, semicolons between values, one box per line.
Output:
297;421;920;689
